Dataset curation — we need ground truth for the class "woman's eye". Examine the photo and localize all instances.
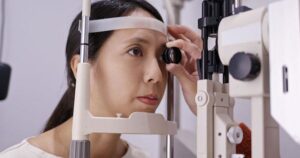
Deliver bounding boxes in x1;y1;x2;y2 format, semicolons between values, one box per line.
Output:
128;47;143;57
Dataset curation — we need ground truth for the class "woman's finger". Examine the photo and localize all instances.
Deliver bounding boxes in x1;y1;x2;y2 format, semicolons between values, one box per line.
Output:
180;50;188;67
168;25;202;47
166;63;196;87
166;63;197;114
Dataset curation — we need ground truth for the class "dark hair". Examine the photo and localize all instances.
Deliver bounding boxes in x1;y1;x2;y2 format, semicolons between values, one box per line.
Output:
43;0;163;132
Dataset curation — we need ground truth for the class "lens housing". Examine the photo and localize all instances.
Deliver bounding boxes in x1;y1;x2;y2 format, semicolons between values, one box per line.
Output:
162;47;182;64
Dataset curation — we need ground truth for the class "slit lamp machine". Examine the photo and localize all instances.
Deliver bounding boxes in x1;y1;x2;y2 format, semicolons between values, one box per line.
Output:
64;0;300;158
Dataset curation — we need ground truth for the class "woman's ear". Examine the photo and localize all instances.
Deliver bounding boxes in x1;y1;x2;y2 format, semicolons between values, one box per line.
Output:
70;55;80;79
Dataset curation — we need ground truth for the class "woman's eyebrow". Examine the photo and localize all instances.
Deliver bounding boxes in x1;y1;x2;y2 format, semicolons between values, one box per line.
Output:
124;37;167;48
124;36;167;54
124;37;151;44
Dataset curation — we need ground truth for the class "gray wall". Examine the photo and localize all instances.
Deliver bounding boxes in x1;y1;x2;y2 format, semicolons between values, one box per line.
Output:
0;0;299;158
0;0;75;150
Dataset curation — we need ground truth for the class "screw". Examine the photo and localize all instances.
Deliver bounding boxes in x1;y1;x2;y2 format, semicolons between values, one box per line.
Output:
198;96;203;101
116;113;122;118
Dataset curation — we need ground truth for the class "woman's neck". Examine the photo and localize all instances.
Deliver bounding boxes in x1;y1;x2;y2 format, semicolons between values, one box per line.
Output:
46;118;127;158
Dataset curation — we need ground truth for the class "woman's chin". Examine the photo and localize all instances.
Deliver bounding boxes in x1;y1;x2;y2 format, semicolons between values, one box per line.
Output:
127;107;157;116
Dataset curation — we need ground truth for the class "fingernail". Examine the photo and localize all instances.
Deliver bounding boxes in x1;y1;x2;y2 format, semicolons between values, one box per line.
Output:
166;42;171;47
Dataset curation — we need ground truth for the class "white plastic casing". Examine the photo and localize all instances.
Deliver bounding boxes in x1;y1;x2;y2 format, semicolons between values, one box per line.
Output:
218;7;268;98
269;0;300;144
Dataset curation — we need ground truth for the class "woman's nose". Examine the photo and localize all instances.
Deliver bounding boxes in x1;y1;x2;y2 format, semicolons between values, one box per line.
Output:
144;59;164;84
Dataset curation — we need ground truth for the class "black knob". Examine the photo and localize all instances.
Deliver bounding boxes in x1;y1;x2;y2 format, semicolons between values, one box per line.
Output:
0;63;11;100
161;47;182;64
229;52;261;81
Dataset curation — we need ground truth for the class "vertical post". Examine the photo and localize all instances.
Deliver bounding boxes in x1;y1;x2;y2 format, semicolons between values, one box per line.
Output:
166;1;183;158
70;0;91;158
0;0;5;61
251;96;280;158
167;74;174;158
200;0;209;80
173;0;182;130
196;80;214;158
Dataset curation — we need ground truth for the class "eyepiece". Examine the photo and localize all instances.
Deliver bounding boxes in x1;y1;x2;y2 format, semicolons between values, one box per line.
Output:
162;47;182;64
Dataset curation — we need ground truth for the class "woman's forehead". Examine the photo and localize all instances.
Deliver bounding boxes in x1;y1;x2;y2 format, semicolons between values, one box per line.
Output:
113;28;167;45
128;8;157;19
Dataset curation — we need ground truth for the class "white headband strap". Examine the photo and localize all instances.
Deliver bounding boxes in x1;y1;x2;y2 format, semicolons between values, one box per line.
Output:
88;17;167;35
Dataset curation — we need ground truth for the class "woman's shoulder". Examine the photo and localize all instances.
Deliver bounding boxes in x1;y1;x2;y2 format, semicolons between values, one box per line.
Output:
0;138;60;158
1;138;150;158
122;141;150;158
0;140;28;157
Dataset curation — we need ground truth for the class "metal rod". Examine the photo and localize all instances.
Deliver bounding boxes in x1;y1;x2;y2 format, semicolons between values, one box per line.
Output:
80;16;90;63
173;0;182;130
234;0;241;9
166;135;174;158
223;0;232;17
166;1;183;158
167;73;175;158
0;0;6;61
201;0;209;80
70;1;91;158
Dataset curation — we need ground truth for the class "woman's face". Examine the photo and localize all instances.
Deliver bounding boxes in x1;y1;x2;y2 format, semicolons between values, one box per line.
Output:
89;9;167;117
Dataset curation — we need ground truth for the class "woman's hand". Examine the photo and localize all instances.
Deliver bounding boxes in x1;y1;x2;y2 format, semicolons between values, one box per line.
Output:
166;25;202;115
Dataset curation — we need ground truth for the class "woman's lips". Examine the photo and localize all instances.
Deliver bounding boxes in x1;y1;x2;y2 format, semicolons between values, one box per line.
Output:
136;95;158;106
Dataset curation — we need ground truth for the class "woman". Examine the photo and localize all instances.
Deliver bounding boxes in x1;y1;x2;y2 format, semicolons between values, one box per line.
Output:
0;0;199;157
0;0;250;158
